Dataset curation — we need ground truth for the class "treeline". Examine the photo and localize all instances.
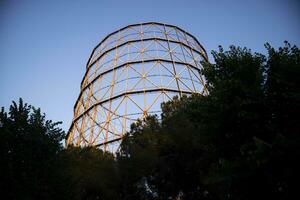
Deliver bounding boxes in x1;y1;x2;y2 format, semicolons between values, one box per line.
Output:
0;42;299;200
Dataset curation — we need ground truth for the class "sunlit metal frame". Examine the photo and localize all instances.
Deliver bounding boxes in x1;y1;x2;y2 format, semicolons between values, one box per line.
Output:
66;22;208;152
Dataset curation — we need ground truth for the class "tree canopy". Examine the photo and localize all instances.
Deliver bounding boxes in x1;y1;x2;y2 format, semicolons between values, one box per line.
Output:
0;99;65;199
117;42;300;199
0;42;299;200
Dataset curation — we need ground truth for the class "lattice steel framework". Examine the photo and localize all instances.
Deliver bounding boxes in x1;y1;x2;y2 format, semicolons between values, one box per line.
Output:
66;22;208;152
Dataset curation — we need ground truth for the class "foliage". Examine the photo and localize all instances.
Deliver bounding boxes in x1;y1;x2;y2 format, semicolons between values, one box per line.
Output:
0;42;299;200
53;146;120;200
0;99;65;199
118;42;300;199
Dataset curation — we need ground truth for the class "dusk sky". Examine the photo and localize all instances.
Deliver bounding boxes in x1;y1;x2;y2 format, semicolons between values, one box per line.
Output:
1;0;299;132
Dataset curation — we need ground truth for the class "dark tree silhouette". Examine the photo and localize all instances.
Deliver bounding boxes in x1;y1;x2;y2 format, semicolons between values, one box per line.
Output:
1;42;299;200
53;146;120;200
117;42;300;200
0;99;65;199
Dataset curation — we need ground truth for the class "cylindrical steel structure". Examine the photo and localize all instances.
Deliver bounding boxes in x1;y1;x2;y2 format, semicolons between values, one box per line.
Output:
66;22;208;152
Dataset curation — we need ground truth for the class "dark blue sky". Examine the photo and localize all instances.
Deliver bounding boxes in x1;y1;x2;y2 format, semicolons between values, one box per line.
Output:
1;0;299;131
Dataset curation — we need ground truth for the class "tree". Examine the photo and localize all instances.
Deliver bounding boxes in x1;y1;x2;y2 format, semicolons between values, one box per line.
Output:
117;116;161;200
1;42;298;200
117;42;300;199
0;99;121;200
0;98;65;199
53;146;121;200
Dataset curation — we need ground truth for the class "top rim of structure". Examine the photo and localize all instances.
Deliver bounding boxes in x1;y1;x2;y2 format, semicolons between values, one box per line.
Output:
86;22;208;69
